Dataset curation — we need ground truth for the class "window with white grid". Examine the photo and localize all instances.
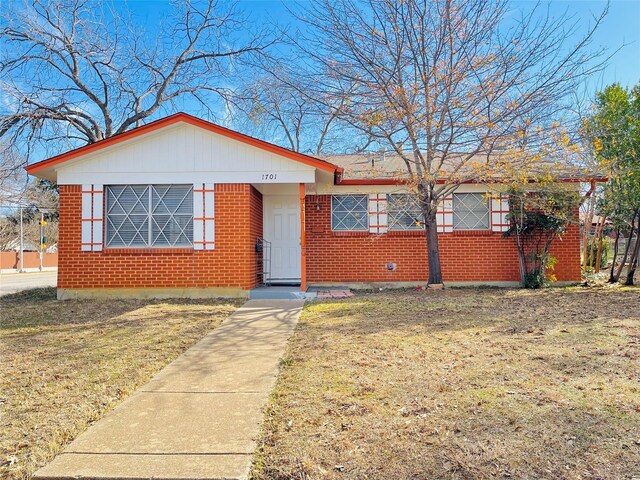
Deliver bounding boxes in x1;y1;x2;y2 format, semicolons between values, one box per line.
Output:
106;185;193;247
453;193;489;230
388;194;424;230
331;194;368;231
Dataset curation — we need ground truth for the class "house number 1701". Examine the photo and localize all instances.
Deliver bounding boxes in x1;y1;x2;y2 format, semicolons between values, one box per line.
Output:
261;173;277;180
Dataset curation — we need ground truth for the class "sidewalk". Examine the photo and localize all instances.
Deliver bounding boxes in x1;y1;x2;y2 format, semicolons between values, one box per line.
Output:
34;299;304;480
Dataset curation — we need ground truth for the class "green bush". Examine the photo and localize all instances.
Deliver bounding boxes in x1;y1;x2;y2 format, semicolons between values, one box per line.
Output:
523;270;547;289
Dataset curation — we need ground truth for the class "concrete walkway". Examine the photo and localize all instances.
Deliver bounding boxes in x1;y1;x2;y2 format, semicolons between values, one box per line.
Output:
34;299;304;480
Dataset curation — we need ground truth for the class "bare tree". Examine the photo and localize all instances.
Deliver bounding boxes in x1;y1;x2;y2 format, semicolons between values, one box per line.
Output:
0;140;28;200
0;179;59;251
289;0;607;285
0;213;59;252
0;0;273;168
0;216;22;251
231;71;372;155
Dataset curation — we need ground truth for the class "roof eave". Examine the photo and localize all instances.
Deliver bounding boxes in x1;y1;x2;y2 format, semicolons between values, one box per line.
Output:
25;112;339;178
335;176;609;185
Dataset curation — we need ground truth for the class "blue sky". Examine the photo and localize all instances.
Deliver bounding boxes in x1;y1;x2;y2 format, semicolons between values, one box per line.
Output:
123;0;640;93
2;0;638;210
3;0;640;179
537;0;640;91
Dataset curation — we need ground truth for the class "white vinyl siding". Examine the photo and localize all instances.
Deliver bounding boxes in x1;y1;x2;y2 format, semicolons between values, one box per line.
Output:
388;194;424;230
331;194;368;231
453;193;490;230
106;184;193;247
55;123;316;185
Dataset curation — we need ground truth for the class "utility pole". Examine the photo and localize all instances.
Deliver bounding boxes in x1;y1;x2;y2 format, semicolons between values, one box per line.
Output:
39;211;44;271
19;206;24;273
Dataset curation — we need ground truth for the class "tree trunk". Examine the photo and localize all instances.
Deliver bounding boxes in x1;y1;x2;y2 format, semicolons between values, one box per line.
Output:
425;212;443;285
594;216;606;273
514;229;527;285
595;235;603;272
614;209;638;282
623;216;640;286
608;227;620;283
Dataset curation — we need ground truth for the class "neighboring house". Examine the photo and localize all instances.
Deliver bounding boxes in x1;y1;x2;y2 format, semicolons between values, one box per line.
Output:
26;113;584;299
580;213;611;236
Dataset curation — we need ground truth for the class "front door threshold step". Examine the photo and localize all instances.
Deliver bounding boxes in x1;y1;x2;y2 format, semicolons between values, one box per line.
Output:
249;286;316;300
34;452;252;480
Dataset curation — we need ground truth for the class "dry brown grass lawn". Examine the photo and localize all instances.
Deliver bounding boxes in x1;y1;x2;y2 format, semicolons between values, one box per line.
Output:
0;288;243;480
253;287;640;480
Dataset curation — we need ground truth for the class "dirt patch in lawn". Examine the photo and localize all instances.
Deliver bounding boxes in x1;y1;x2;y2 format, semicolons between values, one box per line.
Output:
0;288;243;480
253;286;640;480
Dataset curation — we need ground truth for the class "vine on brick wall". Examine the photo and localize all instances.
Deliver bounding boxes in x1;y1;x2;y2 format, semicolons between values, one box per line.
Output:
504;185;580;288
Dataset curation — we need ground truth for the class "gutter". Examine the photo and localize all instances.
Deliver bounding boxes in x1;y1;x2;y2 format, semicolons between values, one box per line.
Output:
335;176;609;186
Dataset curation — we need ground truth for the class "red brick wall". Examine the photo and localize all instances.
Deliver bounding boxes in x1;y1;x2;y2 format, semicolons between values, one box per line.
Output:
58;184;262;291
304;195;581;283
57;186;580;291
249;186;264;288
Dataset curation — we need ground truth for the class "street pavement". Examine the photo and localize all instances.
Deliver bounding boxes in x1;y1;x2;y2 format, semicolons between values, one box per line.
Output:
0;271;57;296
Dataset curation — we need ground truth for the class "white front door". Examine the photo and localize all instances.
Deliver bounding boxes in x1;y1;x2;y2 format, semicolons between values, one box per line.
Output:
263;195;301;283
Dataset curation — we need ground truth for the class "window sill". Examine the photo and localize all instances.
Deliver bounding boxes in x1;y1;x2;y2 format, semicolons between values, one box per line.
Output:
331;230;369;237
103;247;194;255
452;229;493;237
387;230;424;237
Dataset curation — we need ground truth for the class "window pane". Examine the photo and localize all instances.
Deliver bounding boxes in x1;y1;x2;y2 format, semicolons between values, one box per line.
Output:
107;185;149;215
106;185;150;247
331;194;368;231
453;193;489;230
151;215;193;246
150;185;193;247
106;184;193;247
388;194;423;230
107;215;149;247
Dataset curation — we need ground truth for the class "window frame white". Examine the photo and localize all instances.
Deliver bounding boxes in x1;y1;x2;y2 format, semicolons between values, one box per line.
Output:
331;194;369;232
452;192;490;230
105;184;194;248
387;193;424;231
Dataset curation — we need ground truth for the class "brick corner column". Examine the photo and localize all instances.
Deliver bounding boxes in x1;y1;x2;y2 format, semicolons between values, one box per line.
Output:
299;183;307;292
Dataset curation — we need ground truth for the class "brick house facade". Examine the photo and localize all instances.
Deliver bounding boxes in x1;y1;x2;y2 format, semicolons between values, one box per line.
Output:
27;113;584;299
304;194;581;284
57;184;265;296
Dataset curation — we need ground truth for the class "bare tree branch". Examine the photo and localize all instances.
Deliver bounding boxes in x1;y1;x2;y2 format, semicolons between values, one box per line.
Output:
0;0;275;166
286;0;609;283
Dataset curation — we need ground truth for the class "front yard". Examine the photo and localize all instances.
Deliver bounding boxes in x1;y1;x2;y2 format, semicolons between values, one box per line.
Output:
0;288;243;480
2;286;638;480
253;287;640;480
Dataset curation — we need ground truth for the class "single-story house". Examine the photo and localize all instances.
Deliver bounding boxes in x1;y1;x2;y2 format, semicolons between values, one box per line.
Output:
26;113;587;299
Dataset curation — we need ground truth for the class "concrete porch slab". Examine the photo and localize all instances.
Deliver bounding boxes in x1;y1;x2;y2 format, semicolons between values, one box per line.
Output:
34;299;305;480
249;286;317;300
